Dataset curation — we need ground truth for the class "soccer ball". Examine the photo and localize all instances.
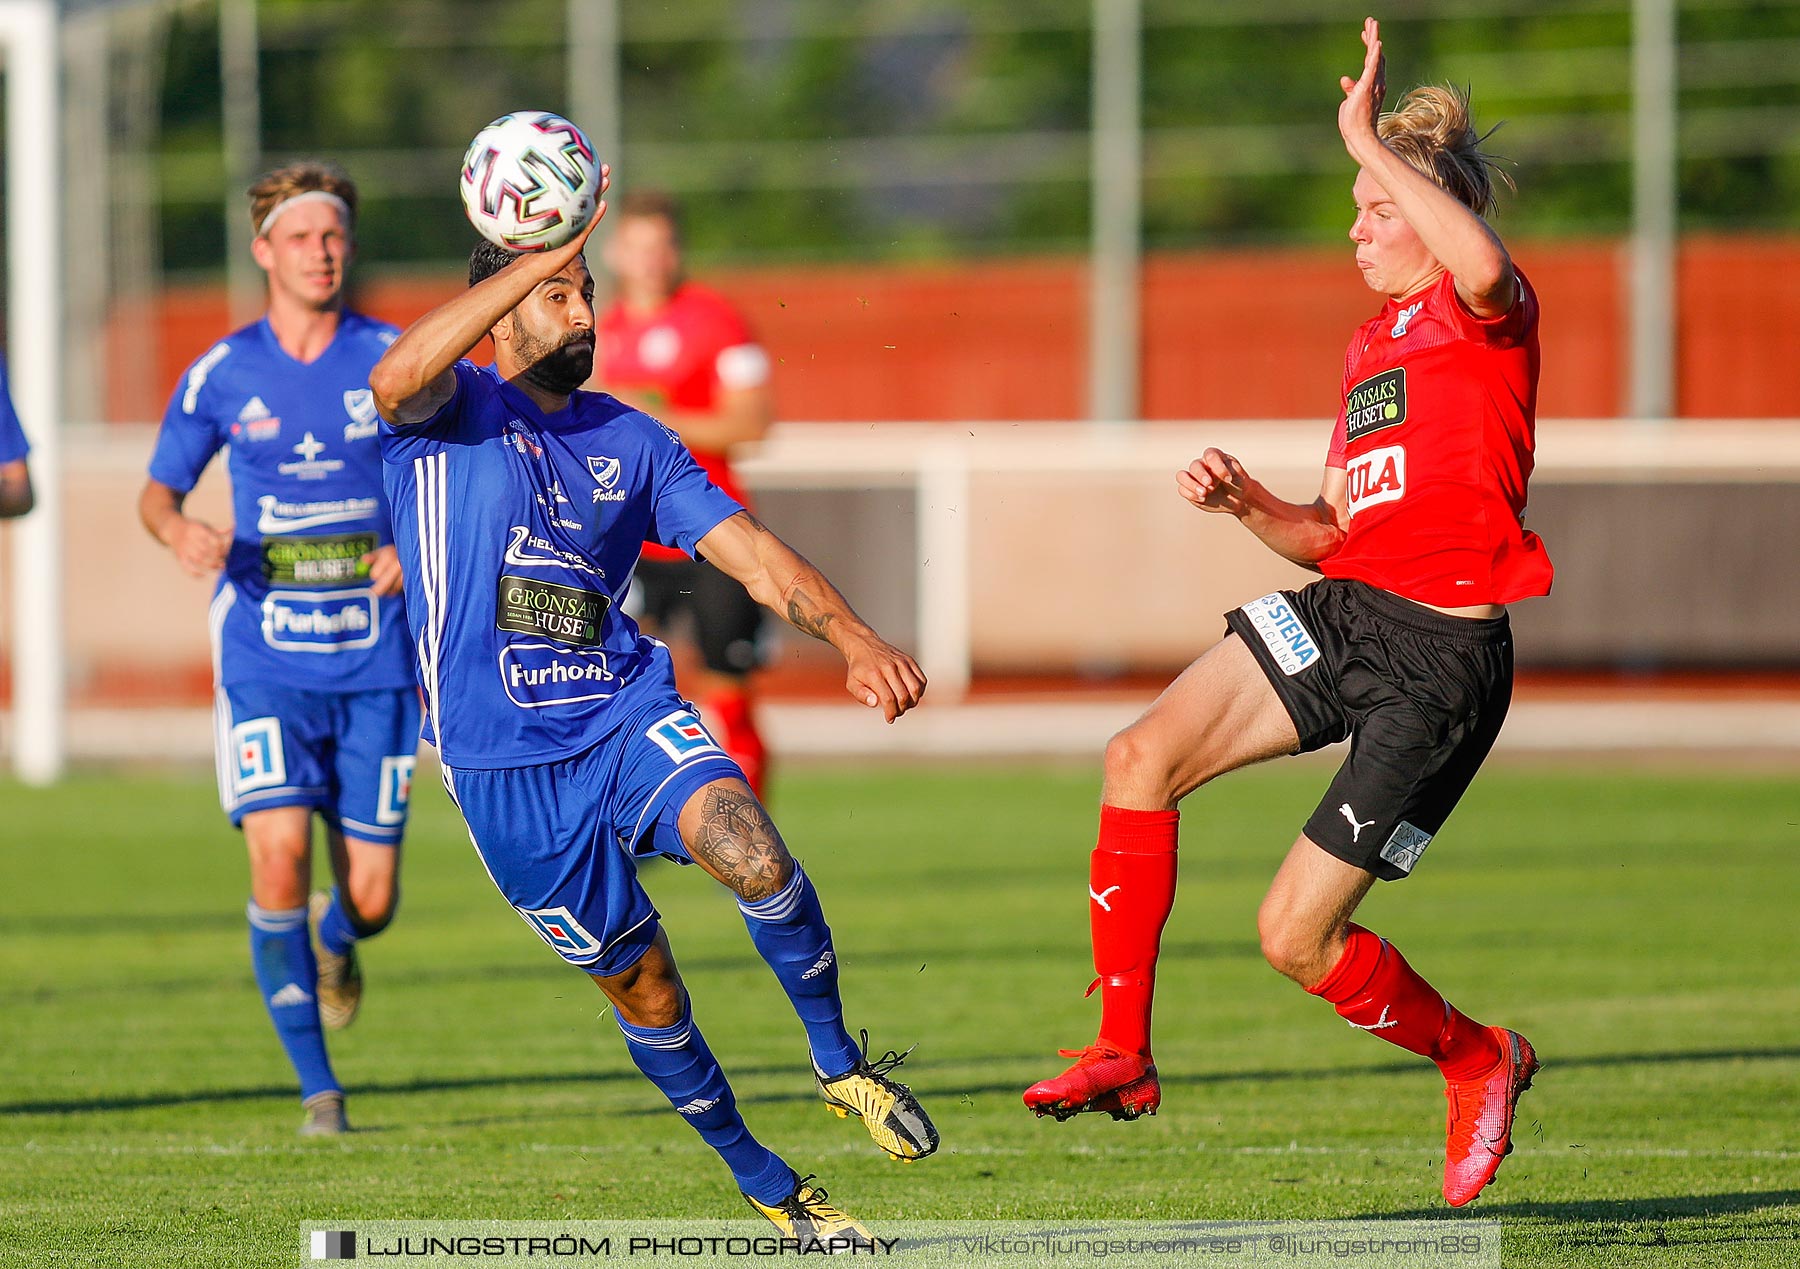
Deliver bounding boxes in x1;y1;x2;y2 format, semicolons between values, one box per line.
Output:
459;111;601;252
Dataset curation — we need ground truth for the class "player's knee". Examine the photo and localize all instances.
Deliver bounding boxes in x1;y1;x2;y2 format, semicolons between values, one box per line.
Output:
348;868;396;913
1257;910;1326;986
678;779;793;902
245;826;308;864
1102;727;1148;786
345;882;399;937
244;835;310;904
611;973;687;1029
638;982;687;1030
1102;726;1181;804
731;848;794;904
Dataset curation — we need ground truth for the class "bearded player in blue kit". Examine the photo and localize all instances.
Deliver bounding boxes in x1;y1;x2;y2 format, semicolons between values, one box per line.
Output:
139;162;418;1136
369;189;935;1238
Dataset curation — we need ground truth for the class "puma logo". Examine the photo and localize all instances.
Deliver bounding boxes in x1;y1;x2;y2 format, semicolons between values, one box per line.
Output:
1090;885;1122;912
1347;1005;1399;1032
1339;803;1376;842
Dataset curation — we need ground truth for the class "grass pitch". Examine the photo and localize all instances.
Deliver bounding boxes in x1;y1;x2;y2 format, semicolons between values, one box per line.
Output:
2;762;1796;1266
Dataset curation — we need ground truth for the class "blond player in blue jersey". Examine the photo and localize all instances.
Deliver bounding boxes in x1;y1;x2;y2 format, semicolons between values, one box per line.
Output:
140;162;417;1136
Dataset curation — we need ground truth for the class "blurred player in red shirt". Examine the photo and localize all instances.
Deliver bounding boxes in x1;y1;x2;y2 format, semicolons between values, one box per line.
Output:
597;191;775;796
1026;20;1551;1209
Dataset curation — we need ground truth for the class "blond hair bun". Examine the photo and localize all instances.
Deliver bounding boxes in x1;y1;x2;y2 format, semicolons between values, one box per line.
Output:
1377;85;1513;217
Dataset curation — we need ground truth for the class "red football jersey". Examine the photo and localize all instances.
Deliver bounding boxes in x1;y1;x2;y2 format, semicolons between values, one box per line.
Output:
1320;269;1554;607
598;282;770;561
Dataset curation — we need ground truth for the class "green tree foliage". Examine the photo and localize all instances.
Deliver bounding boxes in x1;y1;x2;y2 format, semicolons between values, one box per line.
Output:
153;0;1800;275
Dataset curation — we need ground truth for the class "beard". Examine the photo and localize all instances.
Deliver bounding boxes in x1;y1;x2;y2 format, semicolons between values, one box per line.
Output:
515;327;595;396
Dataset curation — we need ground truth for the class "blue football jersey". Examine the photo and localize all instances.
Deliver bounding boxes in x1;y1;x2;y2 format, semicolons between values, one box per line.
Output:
0;357;28;463
148;313;416;691
381;361;743;768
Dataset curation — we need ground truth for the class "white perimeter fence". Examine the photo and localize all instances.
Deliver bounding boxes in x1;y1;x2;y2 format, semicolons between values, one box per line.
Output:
5;419;1800;775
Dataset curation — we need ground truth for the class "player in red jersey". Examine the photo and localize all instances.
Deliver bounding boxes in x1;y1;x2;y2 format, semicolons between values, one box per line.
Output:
596;191;776;797
1025;19;1548;1208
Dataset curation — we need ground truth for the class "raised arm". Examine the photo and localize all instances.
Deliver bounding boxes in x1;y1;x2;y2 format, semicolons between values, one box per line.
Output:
1178;449;1347;571
368;189;606;424
1338;18;1516;317
694;510;925;721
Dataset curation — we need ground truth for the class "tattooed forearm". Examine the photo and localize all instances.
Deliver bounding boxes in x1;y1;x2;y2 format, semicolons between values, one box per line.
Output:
784;583;838;642
687;784;791;902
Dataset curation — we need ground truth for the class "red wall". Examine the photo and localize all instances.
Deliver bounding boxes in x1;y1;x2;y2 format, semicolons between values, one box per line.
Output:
109;236;1792;425
1677;238;1800;418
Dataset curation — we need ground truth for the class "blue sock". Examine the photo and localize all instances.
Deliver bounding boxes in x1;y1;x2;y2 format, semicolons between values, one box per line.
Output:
247;902;338;1101
316;888;359;957
616;1002;794;1205
737;865;860;1077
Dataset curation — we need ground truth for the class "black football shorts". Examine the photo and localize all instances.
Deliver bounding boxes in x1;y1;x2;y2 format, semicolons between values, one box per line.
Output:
634;556;768;676
1223;577;1513;881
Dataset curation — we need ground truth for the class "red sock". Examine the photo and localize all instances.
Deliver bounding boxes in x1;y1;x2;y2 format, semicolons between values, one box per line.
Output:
706;689;768;801
1307;924;1500;1081
1090;804;1179;1058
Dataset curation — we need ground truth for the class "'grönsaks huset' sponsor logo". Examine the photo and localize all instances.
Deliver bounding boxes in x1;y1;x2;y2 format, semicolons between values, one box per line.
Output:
495;575;609;647
261;533;376;586
1343;367;1407;443
499;643;618;708
261;590;379;651
1240;593;1320;676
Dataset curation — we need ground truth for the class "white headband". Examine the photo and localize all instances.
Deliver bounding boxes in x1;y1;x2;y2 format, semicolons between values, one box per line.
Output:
258;190;353;237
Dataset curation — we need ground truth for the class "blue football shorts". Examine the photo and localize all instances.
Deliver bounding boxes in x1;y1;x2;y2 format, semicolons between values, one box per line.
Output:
215;681;421;845
442;692;745;978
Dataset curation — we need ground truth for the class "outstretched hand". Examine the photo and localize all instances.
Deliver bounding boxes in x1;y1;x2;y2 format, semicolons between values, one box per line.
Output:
842;633;927;723
1338;17;1387;162
505;163;610;275
562;163;611;258
1177;448;1256;518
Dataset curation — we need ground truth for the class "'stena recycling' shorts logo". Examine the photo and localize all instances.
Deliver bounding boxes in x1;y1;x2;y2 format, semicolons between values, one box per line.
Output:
1343;367;1407;443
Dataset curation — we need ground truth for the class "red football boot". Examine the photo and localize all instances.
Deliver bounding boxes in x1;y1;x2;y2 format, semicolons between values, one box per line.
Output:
1442;1027;1539;1206
1023;1043;1161;1121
